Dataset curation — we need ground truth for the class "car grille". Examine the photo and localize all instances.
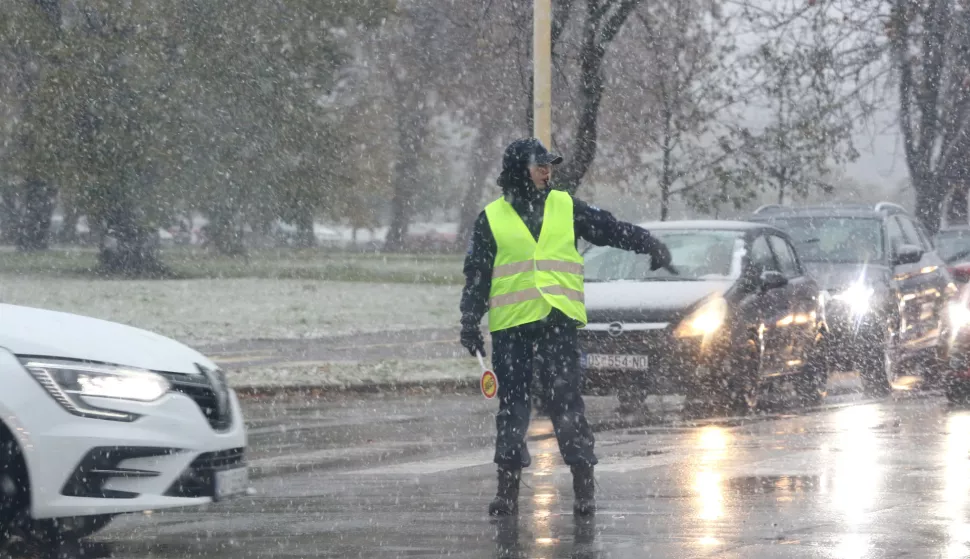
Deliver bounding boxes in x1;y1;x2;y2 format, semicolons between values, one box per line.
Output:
160;368;233;432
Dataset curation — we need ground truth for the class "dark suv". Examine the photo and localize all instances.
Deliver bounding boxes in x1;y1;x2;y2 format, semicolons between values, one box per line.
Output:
750;202;957;394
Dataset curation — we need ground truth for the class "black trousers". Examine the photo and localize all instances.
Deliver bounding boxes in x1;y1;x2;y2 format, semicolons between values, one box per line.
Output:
491;311;597;469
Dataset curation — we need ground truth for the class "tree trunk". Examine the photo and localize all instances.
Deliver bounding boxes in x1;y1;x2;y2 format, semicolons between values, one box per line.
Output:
456;131;497;250
946;183;970;227
15;177;56;252
0;191;18;244
207;202;247;257
384;95;430;252
556;32;606;194
97;199;166;277
294;209;316;248
915;176;946;234
660;107;674;222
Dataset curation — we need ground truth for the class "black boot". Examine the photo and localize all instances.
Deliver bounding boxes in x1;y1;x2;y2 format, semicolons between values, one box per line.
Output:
488;468;521;516
571;465;596;516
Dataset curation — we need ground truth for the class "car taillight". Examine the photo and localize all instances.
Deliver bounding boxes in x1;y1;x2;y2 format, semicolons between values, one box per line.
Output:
950;263;970;283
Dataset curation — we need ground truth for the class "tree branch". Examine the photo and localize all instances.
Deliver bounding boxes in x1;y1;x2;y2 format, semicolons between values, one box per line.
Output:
600;0;642;45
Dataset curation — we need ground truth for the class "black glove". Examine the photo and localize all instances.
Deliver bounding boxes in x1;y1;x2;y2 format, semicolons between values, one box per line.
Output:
649;240;672;271
460;323;486;357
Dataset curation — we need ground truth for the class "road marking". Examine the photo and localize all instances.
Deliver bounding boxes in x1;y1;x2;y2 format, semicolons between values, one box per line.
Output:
211;351;276;364
327;339;459;352
343;450;494;475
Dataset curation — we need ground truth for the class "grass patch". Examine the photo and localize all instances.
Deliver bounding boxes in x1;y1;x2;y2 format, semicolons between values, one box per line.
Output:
0;246;465;284
229;358;477;388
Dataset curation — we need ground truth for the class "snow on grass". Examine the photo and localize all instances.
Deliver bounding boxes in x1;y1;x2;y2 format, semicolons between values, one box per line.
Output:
229;358;478;388
0;275;461;346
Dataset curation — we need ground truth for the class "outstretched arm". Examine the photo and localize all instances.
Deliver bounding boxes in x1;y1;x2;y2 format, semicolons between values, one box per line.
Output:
573;198;671;267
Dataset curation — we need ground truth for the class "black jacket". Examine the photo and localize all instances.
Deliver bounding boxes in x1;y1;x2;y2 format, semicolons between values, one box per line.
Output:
460;190;668;327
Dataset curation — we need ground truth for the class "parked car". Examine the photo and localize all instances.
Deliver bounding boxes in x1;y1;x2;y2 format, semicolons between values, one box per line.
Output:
0;304;248;549
750;202;957;394
929;225;970;402
935;225;970;282
579;220;828;413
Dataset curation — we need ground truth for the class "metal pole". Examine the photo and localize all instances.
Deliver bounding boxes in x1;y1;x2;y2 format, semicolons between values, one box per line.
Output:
533;0;552;146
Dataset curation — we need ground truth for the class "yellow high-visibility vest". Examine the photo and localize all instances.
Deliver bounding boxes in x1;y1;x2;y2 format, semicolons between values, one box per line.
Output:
484;190;586;332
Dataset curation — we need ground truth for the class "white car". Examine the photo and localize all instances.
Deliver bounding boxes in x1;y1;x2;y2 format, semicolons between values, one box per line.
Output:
0;304;248;545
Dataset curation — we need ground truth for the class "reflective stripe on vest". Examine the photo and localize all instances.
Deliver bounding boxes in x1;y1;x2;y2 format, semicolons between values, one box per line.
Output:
484;190;587;332
492;260;585;279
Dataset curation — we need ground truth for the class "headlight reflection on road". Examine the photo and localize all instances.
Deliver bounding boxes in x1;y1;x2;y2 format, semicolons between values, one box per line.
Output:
823;405;883;558
692;426;730;547
531;435;560;552
827;406;882;523
942;413;970;559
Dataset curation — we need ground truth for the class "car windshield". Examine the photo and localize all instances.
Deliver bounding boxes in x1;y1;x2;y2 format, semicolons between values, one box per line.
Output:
765;217;884;263
935;231;970;262
584;229;745;282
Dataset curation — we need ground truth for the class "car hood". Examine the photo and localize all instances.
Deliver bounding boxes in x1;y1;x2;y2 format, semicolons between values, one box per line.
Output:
0;304;215;374
802;262;890;291
584;280;734;323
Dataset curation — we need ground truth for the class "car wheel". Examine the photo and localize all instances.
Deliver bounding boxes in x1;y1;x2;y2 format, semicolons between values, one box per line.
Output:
25;515;114;547
946;382;970;404
717;337;761;415
795;339;829;406
0;436;28;547
861;326;895;397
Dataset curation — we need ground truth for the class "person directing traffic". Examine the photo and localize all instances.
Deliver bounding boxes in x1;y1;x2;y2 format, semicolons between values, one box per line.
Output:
459;137;672;516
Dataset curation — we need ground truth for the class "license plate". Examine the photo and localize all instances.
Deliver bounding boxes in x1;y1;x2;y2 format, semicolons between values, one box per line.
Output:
213;467;249;501
582;353;649;370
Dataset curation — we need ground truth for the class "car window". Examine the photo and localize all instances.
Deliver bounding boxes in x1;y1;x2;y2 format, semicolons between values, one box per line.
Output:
935;230;970;262
761;216;884;264
768;235;800;278
750;235;778;272
886;217;906;252
584;229;746;281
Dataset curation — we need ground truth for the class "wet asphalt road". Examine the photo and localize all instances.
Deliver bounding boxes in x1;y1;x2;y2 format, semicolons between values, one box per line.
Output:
73;386;970;559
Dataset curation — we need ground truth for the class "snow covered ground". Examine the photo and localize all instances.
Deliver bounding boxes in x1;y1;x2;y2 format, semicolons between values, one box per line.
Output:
228;358;477;389
0;276;461;346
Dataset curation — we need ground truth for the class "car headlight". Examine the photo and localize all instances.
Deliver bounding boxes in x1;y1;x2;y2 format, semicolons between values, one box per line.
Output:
20;358;171;422
832;282;874;317
949;303;970;331
675;297;728;338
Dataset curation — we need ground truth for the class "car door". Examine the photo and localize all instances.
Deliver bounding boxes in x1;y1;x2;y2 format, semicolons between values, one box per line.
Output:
768;234;818;371
889;215;943;352
897;215;949;349
743;234;792;376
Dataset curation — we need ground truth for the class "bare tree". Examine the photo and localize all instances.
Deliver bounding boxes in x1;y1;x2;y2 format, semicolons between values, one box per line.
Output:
606;0;748;220
888;0;970;231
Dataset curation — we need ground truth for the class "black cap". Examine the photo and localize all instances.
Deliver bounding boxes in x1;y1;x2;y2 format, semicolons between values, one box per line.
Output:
501;138;563;170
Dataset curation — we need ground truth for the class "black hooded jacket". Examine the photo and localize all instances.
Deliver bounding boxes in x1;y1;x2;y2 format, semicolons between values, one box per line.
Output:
460;170;669;328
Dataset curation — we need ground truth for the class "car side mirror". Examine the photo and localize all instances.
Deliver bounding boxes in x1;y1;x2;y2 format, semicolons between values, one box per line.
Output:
760;270;789;291
893;244;923;266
